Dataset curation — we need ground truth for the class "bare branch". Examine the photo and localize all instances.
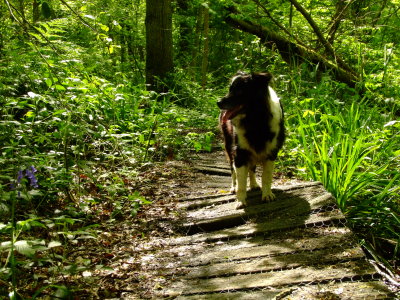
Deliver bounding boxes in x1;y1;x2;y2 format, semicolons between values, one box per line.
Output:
287;0;355;75
327;0;355;44
252;0;307;49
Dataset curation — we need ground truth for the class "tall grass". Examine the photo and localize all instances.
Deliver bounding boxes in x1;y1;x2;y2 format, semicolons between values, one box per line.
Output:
284;83;400;267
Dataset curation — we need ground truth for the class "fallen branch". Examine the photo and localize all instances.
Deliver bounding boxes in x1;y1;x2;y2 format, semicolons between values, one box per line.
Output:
224;7;360;87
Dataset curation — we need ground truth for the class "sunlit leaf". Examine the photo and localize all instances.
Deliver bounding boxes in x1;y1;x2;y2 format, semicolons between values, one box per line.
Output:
14;240;35;256
48;241;62;248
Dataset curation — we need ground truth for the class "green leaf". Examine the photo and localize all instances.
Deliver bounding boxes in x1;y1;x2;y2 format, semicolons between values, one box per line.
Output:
0;241;11;250
48;240;62;248
55;84;66;91
25;111;35;118
45;78;53;87
14;240;35;256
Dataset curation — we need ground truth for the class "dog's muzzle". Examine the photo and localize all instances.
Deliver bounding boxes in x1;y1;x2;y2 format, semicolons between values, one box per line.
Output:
218;97;244;122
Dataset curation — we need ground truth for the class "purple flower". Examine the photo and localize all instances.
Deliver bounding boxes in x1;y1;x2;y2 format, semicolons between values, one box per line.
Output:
17;170;24;184
14;166;39;189
25;167;39;188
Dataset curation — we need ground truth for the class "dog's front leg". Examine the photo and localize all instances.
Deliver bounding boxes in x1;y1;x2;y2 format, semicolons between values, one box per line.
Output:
262;160;275;202
249;166;260;190
235;165;248;209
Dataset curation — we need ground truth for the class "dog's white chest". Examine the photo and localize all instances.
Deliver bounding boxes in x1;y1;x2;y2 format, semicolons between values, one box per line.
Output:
232;87;282;162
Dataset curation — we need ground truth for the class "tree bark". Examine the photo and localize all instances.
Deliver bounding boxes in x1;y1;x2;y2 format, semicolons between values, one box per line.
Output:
145;0;173;92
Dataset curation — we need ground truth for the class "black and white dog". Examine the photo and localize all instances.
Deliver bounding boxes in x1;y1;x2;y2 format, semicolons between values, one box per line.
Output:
218;72;285;209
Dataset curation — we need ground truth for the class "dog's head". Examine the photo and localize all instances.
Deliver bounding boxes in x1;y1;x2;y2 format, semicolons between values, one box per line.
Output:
217;72;272;122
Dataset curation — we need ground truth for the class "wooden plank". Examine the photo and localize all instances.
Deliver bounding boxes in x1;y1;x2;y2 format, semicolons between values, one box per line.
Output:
194;165;231;176
179;194;236;210
170;228;355;267
179;245;365;279
178;181;323;210
166;260;377;296
196;163;231;171
183;189;335;233
169;208;345;246
175;281;393;300
176;290;281;300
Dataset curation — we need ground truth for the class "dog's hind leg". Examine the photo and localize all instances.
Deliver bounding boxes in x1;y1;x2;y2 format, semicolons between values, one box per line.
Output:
235;165;248;209
230;167;237;193
249;165;260;190
262;160;275;202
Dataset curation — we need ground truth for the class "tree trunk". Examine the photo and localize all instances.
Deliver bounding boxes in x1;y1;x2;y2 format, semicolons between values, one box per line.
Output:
201;5;209;88
190;6;204;78
145;0;173;92
176;0;191;54
33;0;40;23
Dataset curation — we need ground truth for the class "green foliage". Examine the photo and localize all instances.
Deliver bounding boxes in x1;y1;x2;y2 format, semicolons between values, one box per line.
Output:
281;74;400;268
0;5;218;296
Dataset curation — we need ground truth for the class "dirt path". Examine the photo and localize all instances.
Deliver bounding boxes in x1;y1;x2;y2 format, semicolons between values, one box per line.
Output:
87;152;395;299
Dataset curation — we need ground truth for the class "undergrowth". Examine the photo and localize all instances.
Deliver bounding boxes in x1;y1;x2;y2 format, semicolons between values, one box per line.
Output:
0;52;219;297
281;74;400;273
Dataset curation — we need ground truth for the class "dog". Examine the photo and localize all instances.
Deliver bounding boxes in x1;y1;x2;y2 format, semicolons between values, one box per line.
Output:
217;72;285;209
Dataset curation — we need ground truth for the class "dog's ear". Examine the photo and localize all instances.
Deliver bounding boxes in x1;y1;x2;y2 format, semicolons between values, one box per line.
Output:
252;72;273;86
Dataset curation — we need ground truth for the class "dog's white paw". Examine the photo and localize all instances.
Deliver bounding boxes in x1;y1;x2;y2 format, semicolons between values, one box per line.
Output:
235;201;246;209
236;190;247;209
262;190;275;202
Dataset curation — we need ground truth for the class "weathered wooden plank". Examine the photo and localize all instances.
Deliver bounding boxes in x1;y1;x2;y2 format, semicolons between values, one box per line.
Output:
170;208;345;246
171;228;355;267
179;194;236;210
166;260;377;296
194;165;231;176
178;181;323;210
183;189;335;233
195;163;231;171
176;290;281;300
175;281;393;300
178;245;365;279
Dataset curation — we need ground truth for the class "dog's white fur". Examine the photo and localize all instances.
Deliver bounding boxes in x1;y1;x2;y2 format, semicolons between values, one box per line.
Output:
230;87;283;207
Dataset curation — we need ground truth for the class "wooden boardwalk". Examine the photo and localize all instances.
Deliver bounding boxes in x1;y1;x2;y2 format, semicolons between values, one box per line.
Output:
151;153;394;299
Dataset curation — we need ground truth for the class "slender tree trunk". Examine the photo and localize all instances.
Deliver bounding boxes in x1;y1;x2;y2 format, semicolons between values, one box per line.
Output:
201;5;209;88
176;0;191;54
190;6;204;77
17;0;28;34
33;0;40;23
145;0;173;92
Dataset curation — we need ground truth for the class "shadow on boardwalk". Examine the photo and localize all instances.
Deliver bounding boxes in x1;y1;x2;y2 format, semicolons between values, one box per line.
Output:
151;152;395;299
111;154;394;299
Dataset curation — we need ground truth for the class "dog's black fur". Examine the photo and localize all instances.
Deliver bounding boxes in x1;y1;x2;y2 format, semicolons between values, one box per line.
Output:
218;72;285;208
